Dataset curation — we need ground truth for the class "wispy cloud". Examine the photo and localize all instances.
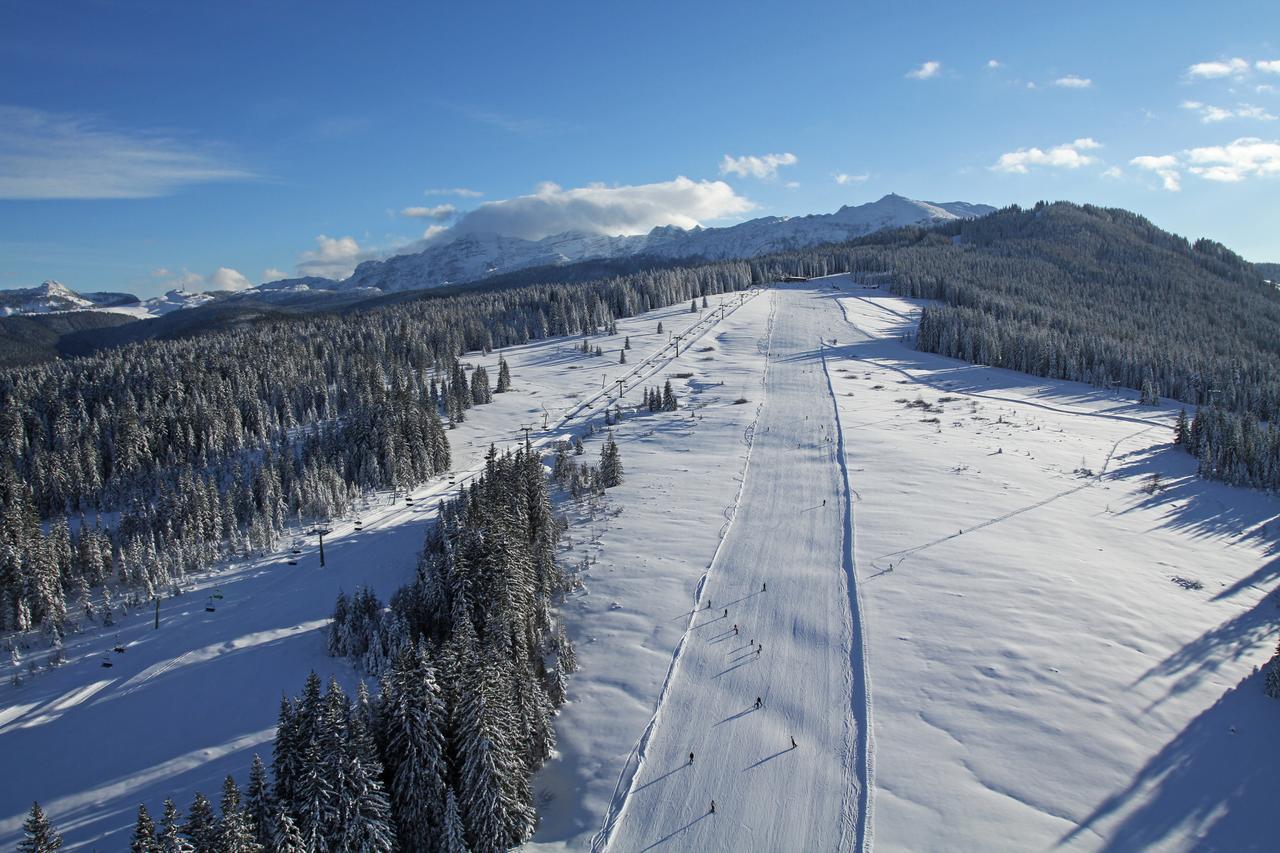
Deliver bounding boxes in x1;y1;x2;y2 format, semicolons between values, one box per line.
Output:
296;235;370;280
1259;60;1280;74
991;138;1101;173
834;172;870;185
986;59;1002;69
424;187;483;198
907;61;941;80
1181;100;1277;123
1187;57;1250;79
400;204;457;221
0;105;254;199
1054;75;1093;89
719;152;798;180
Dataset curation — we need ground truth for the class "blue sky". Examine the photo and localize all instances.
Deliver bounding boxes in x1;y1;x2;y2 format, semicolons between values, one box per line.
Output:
2;1;1278;297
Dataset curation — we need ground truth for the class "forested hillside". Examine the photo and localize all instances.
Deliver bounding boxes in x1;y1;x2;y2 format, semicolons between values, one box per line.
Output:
747;202;1280;489
0;262;750;634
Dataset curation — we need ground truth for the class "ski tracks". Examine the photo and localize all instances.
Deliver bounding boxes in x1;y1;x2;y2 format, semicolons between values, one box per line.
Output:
592;290;779;853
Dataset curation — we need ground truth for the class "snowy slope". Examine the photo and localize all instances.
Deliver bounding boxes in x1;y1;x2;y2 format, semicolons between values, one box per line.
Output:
828;279;1279;851
0;294;760;851
598;286;870;852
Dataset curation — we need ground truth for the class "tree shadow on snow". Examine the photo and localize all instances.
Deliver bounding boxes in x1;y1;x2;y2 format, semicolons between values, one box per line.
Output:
1061;670;1280;851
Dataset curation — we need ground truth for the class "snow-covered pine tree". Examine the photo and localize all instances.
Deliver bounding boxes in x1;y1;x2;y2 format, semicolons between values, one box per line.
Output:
218;775;260;853
17;802;62;853
689;299;697;313
440;787;470;853
244;754;274;851
600;433;623;488
381;643;449;850
182;793;218;852
495;357;511;393
130;804;156;853
662;379;677;412
271;810;307;853
156;799;193;853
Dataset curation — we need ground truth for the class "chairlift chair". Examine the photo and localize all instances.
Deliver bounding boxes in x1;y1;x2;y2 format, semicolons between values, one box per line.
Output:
205;597;216;613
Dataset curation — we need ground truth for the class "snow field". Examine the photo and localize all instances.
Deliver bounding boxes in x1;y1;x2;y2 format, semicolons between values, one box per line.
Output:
831;279;1279;851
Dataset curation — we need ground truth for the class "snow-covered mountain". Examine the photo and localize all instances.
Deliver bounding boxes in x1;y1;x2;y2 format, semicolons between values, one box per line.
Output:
0;281;102;316
0;281;218;319
334;194;994;293
3;195;993;318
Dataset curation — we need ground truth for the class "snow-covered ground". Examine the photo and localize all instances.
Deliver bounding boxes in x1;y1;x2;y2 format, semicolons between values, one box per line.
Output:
0;291;759;851
830;280;1279;851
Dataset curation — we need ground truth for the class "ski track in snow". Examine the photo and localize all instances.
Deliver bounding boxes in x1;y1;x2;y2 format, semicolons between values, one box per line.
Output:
601;285;871;852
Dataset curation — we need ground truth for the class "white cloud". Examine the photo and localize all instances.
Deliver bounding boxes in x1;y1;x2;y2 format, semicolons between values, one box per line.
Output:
1054;75;1093;89
784;181;800;189
400;203;457;220
1187;57;1249;79
834;172;870;185
986;59;1002;69
1254;60;1280;74
151;266;252;292
441;177;754;242
263;268;289;281
422;225;450;240
1182;100;1277;123
1130;154;1182;191
208;267;252;291
424;187;483;198
1186;137;1280;182
0;105;254;199
907;61;941;80
719;152;798;180
297;235;369;279
1101;166;1124;179
991;138;1101;173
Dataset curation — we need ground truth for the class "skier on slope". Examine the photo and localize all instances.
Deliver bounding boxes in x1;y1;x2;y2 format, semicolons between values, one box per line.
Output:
755;697;762;710
733;624;738;635
689;752;694;765
791;736;797;749
710;800;716;814
723;608;728;617
762;581;767;592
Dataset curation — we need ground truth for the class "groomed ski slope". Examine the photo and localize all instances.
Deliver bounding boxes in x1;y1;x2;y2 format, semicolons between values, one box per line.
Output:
600;285;870;852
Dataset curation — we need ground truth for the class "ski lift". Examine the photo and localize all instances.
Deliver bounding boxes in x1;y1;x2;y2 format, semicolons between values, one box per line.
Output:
354;518;363;530
113;642;126;654
205;597;216;613
211;588;224;600
287;559;298;566
100;658;114;668
405;496;415;505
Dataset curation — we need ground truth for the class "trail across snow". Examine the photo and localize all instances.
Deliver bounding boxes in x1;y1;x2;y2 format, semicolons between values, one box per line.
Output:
600;286;870;852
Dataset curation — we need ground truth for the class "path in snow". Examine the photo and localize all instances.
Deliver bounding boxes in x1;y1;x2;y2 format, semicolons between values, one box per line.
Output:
602;285;869;852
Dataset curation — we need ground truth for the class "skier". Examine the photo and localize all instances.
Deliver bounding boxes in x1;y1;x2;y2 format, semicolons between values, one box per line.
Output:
723;608;728;618
755;697;762;710
710;800;716;814
790;736;797;749
762;581;767;592
689;752;694;765
733;625;739;635
757;644;762;656
823;499;826;506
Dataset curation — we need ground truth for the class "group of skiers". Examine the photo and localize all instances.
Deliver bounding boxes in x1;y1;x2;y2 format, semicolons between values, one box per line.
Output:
693;581;798;816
